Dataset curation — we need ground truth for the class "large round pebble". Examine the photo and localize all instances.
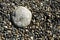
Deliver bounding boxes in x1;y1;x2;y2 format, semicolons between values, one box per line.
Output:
12;6;32;27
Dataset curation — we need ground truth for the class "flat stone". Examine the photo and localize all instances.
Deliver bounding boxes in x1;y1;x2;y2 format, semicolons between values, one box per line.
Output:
12;6;32;27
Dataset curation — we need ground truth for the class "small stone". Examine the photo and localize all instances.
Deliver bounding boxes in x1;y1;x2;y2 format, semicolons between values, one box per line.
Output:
12;6;32;27
11;3;15;6
53;34;56;37
56;0;60;2
30;36;33;40
40;2;43;6
4;26;8;28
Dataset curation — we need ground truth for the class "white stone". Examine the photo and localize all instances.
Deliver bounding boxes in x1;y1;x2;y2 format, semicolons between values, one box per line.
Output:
31;36;33;40
12;6;32;27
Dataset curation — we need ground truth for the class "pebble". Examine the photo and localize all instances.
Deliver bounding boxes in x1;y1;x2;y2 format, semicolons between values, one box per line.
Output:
4;26;8;28
30;36;33;40
56;0;60;2
40;2;43;6
12;6;32;27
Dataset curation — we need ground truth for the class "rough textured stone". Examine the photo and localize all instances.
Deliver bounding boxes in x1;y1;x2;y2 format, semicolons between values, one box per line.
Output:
12;6;32;27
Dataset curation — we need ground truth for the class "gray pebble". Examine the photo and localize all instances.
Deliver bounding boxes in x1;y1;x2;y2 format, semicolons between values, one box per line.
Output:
12;6;32;27
56;0;60;2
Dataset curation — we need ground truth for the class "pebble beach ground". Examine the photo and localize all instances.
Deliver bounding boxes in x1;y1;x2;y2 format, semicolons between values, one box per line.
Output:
0;0;60;40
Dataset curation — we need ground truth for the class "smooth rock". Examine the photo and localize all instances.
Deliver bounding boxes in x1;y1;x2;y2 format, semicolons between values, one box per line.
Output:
12;6;32;27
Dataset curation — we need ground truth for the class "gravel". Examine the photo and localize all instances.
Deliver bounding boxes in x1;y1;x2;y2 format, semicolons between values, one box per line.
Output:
0;0;60;40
